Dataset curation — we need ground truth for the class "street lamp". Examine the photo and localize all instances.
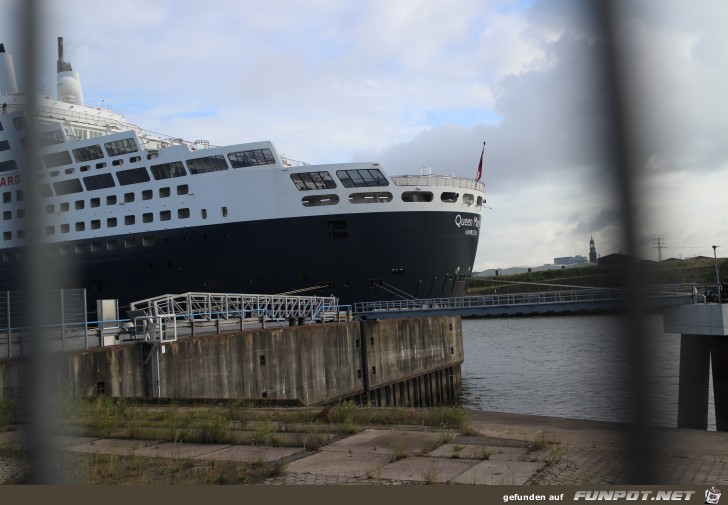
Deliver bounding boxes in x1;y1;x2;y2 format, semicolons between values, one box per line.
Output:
713;245;721;302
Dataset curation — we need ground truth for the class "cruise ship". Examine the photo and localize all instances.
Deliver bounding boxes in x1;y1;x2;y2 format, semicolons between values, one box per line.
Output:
0;38;485;310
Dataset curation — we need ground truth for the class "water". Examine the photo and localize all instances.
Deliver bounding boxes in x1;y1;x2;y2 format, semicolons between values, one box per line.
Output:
460;314;716;430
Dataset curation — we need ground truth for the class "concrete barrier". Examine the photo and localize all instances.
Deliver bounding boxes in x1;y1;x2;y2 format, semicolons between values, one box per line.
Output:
0;316;463;407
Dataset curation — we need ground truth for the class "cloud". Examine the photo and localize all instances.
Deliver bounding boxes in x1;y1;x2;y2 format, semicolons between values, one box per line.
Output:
2;0;727;270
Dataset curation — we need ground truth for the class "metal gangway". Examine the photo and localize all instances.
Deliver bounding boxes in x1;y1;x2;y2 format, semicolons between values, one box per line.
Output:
126;292;348;342
353;284;702;319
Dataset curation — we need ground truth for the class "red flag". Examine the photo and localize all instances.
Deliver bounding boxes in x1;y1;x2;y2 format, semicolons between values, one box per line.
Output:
476;142;485;181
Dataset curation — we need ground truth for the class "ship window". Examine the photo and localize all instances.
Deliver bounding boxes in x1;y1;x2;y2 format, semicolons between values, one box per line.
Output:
107;240;119;250
39;183;53;198
124;238;136;248
348;192;393;204
75;222;85;232
45;225;55;235
463;193;474;205
43;151;73;169
90;241;101;252
186;155;228;174
16;190;23;201
302;194;340;207
75;200;84;210
60;224;70;234
39;129;65;146
75;243;85;254
83;173;115;191
0;160;18;173
336;169;389;188
477;196;483;206
151;161;186;180
104;138;138;157
16;229;24;239
142;190;152;200
125;215;135;225
178;208;190;219
96;162;106;169
222;206;228;218
117;167;150;186
91;220;100;230
80;165;90;172
143;236;155;247
177;184;188;195
106;195;117;205
143;213;153;223
112;159;123;166
124;192;134;203
3;231;10;241
0;120;3;131
60;202;69;212
50;170;60;178
228;148;275;168
72;144;104;162
2;211;9;220
201;209;207;219
159;187;170;198
2;192;10;203
441;192;459;203
16;209;24;218
107;217;117;228
160;210;171;221
401;191;434;202
45;204;55;214
290;171;337;191
130;156;142;163
90;197;100;207
59;245;71;256
0;140;9;152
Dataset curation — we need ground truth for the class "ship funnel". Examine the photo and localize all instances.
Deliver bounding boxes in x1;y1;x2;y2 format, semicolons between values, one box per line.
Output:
56;36;84;105
0;43;19;95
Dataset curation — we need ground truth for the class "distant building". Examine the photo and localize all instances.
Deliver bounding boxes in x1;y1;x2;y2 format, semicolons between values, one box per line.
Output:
554;255;588;266
589;236;597;263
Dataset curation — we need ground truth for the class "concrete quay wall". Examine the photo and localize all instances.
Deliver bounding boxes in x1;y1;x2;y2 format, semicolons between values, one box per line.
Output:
0;316;463;406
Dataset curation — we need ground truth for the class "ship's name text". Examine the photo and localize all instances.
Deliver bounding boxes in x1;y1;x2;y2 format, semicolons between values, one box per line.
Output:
0;175;20;187
455;215;480;229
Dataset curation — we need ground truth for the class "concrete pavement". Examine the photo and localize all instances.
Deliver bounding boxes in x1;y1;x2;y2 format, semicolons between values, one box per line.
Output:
3;409;728;484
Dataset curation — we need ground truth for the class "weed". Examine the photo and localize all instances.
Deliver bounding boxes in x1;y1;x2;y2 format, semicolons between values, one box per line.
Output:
422;468;438;485
480;447;493;460
390;441;407;462
438;430;454;444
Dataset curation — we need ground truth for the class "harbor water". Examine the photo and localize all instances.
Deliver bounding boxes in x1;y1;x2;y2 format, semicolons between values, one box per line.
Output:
460;314;717;431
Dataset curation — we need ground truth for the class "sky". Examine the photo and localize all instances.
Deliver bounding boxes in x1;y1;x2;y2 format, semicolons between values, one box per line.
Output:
2;0;727;271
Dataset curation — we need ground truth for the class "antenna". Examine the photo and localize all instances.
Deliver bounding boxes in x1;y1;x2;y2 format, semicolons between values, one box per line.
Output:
653;236;667;262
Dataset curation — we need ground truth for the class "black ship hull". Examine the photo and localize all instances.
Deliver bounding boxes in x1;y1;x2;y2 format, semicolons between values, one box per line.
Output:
1;210;481;314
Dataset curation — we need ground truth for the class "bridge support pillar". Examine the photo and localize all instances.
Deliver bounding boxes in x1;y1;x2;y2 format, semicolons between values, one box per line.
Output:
665;303;728;431
711;335;728;431
677;334;710;429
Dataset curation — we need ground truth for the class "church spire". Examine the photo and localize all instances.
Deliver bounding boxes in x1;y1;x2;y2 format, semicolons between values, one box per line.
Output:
589;236;597;263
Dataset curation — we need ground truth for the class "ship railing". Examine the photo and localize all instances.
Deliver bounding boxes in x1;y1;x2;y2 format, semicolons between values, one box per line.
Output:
281;156;310;167
392;175;485;192
27;102;203;150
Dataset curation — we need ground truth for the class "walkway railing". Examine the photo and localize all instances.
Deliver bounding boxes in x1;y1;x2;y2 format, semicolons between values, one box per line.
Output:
353;284;701;316
128;292;345;342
